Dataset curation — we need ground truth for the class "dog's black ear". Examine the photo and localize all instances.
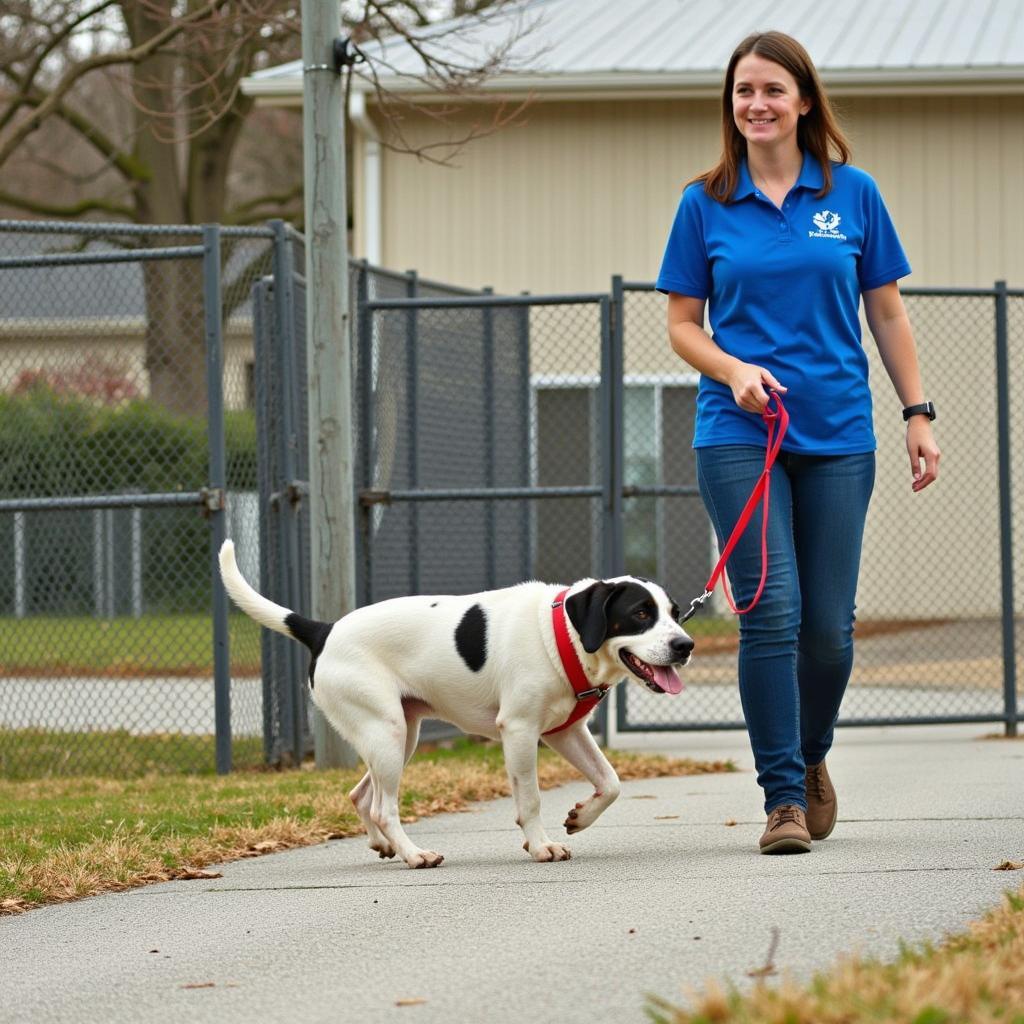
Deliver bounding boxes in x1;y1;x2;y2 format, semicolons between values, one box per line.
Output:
565;581;619;654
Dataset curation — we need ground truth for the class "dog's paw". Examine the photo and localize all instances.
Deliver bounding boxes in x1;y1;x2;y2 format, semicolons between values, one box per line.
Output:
370;841;396;860
564;802;587;834
564;800;598;834
406;850;444;869
525;840;572;862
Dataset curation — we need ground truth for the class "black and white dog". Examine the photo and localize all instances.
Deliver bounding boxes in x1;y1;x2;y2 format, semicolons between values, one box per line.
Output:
219;540;692;867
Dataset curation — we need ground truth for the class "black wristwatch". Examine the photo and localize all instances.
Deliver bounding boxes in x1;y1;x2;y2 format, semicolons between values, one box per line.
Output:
902;401;936;422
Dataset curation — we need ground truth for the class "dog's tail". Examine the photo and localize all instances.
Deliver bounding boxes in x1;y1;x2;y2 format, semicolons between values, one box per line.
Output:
218;540;332;655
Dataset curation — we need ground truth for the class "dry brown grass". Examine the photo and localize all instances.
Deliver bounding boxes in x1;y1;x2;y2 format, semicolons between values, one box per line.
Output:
647;885;1024;1024
1;748;729;915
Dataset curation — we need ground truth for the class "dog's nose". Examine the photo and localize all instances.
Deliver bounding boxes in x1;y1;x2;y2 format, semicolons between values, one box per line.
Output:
670;635;694;658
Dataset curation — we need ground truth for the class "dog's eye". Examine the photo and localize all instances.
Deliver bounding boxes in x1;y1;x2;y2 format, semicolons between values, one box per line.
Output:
635;609;650;620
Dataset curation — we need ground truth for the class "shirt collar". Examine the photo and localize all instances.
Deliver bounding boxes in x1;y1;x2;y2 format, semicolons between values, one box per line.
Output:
736;151;824;199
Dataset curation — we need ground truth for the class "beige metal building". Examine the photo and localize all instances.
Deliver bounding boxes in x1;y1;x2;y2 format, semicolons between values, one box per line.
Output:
244;0;1024;623
245;0;1024;292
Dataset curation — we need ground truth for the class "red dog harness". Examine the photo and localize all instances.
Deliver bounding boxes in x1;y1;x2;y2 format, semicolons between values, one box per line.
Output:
544;588;609;736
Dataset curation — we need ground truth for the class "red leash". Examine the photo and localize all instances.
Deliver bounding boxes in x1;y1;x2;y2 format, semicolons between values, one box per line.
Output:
681;391;789;623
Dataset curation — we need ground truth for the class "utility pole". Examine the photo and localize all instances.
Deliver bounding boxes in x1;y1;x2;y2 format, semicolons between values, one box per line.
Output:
301;0;359;768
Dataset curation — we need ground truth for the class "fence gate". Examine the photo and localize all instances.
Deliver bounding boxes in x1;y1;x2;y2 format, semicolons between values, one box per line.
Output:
615;281;1021;737
257;270;1021;749
250;222;314;766
0;220;276;777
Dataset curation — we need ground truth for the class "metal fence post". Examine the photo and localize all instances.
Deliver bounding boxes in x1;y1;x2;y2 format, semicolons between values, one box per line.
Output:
995;280;1018;736
406;270;421;595
357;261;374;606
203;223;232;774
604;279;625;576
271;220;307;763
482;286;497;589
518;294;532;581
596;283;627;746
13;512;25;618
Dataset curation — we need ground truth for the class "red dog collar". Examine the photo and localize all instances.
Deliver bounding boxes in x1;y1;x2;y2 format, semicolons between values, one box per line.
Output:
543;588;608;736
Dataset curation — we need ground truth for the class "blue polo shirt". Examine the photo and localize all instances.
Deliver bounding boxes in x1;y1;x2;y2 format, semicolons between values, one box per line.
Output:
656;153;911;454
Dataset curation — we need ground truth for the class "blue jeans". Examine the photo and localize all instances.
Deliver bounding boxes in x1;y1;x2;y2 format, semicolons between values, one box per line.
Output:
695;446;876;814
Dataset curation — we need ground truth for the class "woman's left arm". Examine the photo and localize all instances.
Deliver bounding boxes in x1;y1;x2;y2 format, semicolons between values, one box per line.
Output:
863;281;941;492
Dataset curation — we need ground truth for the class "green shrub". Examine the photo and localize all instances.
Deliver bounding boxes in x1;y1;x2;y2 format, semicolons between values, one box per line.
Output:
0;385;258;613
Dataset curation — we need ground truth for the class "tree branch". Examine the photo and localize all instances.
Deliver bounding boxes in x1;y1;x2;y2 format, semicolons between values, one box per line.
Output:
0;189;134;219
225;182;304;224
0;0;227;173
0;0;121;137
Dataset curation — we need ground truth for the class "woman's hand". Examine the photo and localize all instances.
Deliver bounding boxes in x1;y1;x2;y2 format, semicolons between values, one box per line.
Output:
727;362;787;413
907;418;940;492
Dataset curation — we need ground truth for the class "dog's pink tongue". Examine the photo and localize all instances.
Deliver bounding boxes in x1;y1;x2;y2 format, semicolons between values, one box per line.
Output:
654;664;684;695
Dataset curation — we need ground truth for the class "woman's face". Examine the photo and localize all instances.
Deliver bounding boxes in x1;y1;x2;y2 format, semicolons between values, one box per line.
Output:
731;53;810;151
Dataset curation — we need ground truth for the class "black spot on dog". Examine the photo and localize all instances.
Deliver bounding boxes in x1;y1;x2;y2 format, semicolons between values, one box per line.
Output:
285;612;332;687
455;604;488;672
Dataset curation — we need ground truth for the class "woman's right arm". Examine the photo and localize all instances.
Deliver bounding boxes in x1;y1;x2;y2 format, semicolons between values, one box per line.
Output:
666;293;786;414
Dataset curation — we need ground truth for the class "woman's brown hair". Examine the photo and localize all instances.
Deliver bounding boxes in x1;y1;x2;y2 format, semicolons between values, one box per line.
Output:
691;31;851;203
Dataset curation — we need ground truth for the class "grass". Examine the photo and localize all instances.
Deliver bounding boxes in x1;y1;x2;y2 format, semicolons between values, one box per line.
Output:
0;612;950;676
646;883;1024;1024
0;613;262;676
0;738;733;914
0;612;738;674
0;729;265;780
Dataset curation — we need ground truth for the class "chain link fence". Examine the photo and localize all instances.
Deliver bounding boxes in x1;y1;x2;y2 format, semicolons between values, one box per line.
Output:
0;220;273;778
358;294;611;597
616;281;1022;733
3;218;1019;779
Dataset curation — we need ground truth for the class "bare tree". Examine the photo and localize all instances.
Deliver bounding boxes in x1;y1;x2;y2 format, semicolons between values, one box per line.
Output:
0;0;535;414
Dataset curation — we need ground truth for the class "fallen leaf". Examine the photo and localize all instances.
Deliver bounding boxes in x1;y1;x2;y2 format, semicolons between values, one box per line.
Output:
628;928;637;934
175;868;223;881
395;997;427;1007
1;898;29;914
994;860;1024;871
654;815;680;820
724;819;737;827
249;841;284;853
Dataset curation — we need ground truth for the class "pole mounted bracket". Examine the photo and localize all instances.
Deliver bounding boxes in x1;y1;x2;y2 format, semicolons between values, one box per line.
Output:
333;36;366;72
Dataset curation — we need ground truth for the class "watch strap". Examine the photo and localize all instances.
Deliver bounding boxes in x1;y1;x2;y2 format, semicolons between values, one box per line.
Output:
902;401;936;422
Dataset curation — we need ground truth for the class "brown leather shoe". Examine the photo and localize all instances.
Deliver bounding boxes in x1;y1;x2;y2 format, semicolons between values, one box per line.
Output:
804;760;838;840
759;804;811;854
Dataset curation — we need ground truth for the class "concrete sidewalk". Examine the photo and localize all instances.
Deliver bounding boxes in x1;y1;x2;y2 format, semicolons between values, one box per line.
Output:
2;723;1022;1024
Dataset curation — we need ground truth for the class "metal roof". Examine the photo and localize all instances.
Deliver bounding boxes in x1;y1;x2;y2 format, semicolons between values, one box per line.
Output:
245;0;1024;100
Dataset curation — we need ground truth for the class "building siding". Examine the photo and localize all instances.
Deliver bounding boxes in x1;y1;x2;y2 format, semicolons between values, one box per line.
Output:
354;94;1024;619
363;94;1024;292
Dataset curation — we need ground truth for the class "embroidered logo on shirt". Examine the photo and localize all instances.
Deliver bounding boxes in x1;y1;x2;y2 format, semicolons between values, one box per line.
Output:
809;210;847;240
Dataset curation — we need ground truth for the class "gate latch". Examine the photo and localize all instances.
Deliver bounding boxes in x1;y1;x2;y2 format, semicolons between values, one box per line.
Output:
200;487;226;516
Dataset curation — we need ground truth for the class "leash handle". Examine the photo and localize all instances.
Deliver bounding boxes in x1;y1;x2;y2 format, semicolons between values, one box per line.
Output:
682;391;789;622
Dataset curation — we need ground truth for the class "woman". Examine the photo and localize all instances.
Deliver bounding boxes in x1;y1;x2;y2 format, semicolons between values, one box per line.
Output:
656;31;940;854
